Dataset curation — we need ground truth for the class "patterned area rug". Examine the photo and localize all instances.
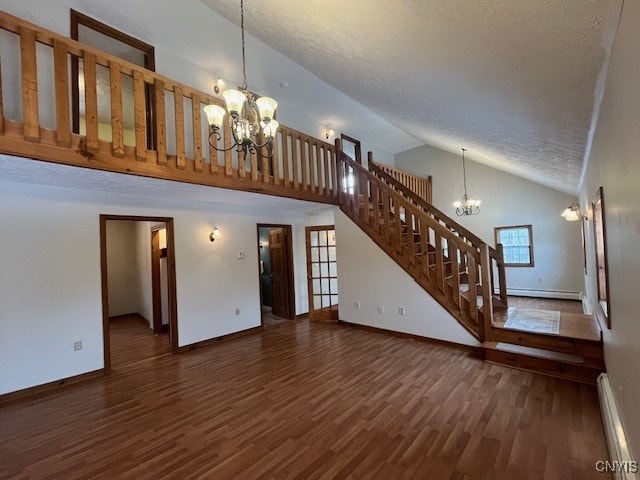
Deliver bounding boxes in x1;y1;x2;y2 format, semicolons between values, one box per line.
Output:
503;308;561;334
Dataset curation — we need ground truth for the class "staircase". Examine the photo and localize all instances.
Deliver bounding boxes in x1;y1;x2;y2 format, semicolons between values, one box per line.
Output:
335;146;604;384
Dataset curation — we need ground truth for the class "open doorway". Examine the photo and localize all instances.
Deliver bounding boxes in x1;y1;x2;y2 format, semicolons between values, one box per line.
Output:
100;215;178;373
257;224;295;327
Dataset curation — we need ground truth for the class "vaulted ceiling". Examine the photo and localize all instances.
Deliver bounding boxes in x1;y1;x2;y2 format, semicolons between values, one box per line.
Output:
201;0;622;194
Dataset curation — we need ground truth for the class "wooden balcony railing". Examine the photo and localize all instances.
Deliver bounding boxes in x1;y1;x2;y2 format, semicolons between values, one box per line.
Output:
337;142;495;340
0;11;339;204
369;159;432;203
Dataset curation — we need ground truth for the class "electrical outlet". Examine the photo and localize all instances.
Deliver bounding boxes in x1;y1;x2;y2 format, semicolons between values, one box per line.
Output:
74;341;82;351
399;307;406;316
355;301;361;310
235;308;240;316
377;305;384;314
237;251;245;260
538;277;542;284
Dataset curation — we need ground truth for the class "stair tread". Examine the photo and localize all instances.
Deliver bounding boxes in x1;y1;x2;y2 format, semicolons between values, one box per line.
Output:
483;342;585;364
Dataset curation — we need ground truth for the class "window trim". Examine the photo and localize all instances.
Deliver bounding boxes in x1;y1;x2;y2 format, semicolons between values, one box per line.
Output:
592;186;611;329
494;224;534;267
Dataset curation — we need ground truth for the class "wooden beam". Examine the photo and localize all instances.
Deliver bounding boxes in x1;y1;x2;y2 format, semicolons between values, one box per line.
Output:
83;51;99;152
154;78;167;165
191;93;203;173
173;85;185;169
133;70;147;162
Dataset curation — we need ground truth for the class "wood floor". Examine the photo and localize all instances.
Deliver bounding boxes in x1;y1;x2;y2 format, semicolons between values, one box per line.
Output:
0;319;609;479
109;315;171;369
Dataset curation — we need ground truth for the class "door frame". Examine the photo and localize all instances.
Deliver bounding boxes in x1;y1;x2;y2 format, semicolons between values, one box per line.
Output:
305;225;339;322
256;224;296;325
100;215;178;375
340;133;362;165
150;224;168;335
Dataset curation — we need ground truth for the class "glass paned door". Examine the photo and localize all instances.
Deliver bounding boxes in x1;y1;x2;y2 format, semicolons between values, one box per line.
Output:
306;225;338;321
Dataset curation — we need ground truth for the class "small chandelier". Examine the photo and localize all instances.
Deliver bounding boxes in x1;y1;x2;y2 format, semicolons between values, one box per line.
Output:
454;148;481;216
203;0;278;159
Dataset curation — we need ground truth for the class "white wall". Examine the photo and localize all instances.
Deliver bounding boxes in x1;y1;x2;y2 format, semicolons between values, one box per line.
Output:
578;0;640;458
133;221;155;327
105;221;138;316
0;0;420;164
395;144;584;298
0;177;333;395
335;210;479;347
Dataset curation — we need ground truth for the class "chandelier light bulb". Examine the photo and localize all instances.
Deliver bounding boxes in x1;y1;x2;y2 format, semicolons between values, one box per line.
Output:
256;97;277;121
203;104;226;129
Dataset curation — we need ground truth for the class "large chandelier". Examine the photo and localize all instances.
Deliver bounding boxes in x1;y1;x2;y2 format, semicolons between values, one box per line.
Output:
453;148;481;216
203;0;278;159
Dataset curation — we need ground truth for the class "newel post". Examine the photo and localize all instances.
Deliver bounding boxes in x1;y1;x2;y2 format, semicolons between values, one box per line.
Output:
479;243;494;342
335;138;344;206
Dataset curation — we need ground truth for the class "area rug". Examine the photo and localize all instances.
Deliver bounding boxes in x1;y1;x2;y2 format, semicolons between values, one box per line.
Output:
503;309;561;334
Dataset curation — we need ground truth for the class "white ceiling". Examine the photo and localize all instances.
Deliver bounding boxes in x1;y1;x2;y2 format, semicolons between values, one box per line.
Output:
201;0;622;194
0;155;332;214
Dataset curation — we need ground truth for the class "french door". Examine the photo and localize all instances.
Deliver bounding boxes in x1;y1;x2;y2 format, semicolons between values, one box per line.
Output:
305;225;339;321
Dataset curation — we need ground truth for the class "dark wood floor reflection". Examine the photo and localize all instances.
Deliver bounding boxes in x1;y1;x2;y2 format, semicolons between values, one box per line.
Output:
0;319;608;479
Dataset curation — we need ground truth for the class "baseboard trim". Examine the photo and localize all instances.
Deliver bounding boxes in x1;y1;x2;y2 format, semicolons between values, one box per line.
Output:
177;326;262;353
0;369;104;407
296;312;309;320
503;288;582;300
597;373;639;480
338;320;483;356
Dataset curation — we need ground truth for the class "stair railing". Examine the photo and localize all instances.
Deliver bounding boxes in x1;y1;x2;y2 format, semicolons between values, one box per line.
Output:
369;160;507;309
368;159;432;203
336;139;492;341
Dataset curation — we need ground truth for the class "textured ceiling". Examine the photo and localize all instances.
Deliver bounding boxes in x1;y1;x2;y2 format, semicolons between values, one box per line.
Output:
201;0;622;194
0;155;331;214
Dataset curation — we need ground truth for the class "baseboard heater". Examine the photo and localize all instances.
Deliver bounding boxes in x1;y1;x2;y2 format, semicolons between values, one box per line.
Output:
598;373;639;480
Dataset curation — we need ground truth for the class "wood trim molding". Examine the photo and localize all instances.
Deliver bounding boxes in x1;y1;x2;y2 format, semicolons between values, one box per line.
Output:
0;369;104;407
177;326;262;353
338;320;483;356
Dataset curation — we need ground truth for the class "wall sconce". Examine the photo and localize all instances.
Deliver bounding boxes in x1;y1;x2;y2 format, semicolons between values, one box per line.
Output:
210;225;222;242
325;129;335;140
213;77;226;94
561;203;585;222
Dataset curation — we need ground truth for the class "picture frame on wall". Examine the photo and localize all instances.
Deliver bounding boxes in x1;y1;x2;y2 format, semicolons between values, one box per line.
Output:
592;186;611;328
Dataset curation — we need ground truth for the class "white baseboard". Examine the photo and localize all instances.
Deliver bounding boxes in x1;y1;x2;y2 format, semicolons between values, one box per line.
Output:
598;374;639;480
500;288;582;300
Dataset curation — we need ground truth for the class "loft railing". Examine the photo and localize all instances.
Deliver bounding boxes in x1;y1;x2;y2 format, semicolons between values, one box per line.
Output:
336;141;494;340
369;159;432;203
369;160;508;308
0;11;339;204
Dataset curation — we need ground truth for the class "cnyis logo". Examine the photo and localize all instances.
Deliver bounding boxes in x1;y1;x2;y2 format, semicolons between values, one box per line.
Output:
595;461;639;473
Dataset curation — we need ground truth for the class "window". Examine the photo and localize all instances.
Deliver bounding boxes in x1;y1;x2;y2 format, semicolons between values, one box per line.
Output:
494;225;534;267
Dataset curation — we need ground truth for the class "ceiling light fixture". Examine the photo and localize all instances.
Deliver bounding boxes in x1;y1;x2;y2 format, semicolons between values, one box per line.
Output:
210;226;222;242
453;148;481;216
204;0;278;161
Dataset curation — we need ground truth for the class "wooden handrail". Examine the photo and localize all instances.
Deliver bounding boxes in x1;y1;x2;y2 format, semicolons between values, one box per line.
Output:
369;160;432;203
336;145;489;340
0;10;340;204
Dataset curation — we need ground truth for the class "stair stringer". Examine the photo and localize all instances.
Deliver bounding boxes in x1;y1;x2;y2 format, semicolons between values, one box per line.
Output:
335;209;480;348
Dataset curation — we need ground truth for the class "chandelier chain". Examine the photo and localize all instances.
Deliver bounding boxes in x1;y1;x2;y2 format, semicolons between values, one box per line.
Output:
240;0;247;90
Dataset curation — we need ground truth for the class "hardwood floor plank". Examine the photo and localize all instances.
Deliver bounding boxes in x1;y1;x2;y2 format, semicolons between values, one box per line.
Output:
0;320;609;479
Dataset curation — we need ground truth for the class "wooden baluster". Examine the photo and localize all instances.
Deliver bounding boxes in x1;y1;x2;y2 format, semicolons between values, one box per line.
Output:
497;243;508;306
480;244;494;342
451;241;460;307
331;148;339;198
272;132;280;186
435;230;444;292
133;71;147;162
395;199;403;256
0;47;3;134
467;253;478;324
154;79;167;166
224;116;233;177
250;147;259;182
109;61;124;157
324;147;330;197
174;86;186;169
281;129;290;187
334;139;343;203
83;51;99;151
369;181;378;229
300;138;308;192
20;27;40;142
309;142;317;193
292;135;299;190
191;93;203;172
420;219;429;280
262;146;270;184
53;40;71;147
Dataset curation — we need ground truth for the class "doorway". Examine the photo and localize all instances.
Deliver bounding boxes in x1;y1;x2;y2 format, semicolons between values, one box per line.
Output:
100;215;178;374
257;224;295;326
305;225;339;321
341;133;362;165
